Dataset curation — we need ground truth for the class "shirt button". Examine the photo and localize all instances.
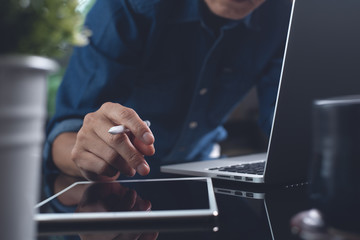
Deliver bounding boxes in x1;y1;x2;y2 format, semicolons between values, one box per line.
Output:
222;67;233;73
189;121;198;129
199;88;208;95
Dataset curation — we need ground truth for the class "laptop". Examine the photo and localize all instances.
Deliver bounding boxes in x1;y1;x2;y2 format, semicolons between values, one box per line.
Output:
161;0;360;185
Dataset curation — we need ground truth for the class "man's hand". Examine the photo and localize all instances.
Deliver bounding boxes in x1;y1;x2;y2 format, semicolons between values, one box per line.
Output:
70;102;155;181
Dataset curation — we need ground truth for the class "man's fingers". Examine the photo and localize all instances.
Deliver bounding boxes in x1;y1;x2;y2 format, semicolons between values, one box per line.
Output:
93;128;150;176
100;102;155;145
74;103;154;179
77;130;136;176
86;115;151;176
95;102;155;157
72;150;119;180
106;133;150;176
127;132;155;156
87;105;155;157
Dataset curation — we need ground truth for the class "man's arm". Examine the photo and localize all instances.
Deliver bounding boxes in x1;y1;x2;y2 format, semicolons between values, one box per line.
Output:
52;132;80;177
46;0;155;181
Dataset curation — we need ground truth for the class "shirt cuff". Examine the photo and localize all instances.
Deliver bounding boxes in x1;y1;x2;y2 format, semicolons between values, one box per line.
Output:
43;119;83;175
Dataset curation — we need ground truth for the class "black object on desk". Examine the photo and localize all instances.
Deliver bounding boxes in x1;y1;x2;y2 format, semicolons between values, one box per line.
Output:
310;95;360;234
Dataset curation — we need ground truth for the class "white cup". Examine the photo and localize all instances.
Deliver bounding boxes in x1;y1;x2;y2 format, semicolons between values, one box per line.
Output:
0;55;58;240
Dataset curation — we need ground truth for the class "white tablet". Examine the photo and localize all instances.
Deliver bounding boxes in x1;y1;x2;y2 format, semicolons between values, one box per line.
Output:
35;177;218;232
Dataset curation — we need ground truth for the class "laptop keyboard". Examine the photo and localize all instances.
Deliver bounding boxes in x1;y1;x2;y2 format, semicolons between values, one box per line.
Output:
208;161;265;175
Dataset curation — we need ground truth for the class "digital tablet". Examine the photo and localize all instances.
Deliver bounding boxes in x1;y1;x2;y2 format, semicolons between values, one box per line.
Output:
35;177;218;232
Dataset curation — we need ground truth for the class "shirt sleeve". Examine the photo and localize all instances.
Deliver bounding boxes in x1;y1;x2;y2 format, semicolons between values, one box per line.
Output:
256;45;285;136
43;0;147;174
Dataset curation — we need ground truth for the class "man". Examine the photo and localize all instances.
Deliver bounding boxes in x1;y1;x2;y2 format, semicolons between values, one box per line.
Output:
44;0;292;181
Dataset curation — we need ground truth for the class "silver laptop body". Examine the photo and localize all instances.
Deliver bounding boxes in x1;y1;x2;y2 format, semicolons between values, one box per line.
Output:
161;0;360;185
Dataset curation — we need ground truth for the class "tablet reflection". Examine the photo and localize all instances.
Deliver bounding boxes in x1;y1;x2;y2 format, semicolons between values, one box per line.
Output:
53;177;158;240
78;231;159;240
75;182;152;213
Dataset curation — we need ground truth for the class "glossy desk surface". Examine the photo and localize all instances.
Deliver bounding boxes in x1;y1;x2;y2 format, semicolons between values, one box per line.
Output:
36;173;358;240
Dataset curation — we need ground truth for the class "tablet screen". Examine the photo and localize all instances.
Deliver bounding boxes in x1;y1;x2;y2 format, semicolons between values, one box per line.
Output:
35;177;218;227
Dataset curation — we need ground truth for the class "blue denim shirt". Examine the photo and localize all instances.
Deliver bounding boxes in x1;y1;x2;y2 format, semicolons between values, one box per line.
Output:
44;0;292;174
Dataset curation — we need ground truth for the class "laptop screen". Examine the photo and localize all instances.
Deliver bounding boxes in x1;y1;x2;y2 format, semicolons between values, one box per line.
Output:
265;0;360;184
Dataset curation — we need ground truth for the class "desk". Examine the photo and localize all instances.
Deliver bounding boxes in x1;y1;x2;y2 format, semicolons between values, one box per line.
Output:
37;173;314;240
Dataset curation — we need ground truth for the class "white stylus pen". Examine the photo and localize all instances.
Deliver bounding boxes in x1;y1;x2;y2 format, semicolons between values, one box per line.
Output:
108;120;151;135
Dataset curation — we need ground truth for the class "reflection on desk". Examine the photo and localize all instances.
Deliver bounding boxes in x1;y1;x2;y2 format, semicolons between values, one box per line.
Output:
38;173;311;240
291;209;360;240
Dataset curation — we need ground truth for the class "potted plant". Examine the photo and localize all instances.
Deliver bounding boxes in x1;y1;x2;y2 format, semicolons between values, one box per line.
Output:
0;1;89;239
